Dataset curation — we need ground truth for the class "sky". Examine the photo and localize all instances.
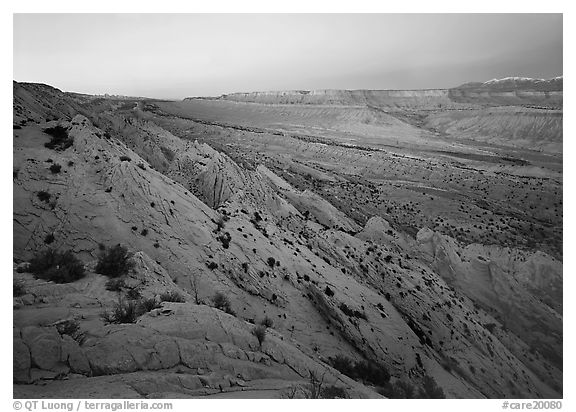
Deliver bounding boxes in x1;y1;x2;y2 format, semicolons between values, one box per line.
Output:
13;13;563;99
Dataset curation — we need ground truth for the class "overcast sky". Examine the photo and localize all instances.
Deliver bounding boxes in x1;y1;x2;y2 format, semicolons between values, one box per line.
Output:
13;14;562;99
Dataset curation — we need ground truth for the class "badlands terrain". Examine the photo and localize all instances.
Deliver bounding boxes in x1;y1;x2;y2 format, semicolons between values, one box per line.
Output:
13;77;562;399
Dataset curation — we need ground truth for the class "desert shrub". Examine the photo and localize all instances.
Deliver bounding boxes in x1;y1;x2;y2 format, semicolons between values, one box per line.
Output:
241;262;249;273
119;155;131;162
260;316;274;328
140;297;162;313
37;190;51;203
44;126;73;151
321;385;348;399
49;163;62;174
303;370;325;399
252;325;267;347
215;215;226;232
29;249;86;283
55;319;80;339
212;291;235;315
159;290;185;303
137;163;146;170
126;287;142;300
354;360;390;386
330;355;390;387
13;280;26;297
379;380;416;399
105;278;126;292
267;257;276;268
95;244;134;278
13;124;22;129
101;298;141;324
206;261;218;270
324;286;334;297
140;228;148;236
418;375;445;399
330;355;355;377
217;232;231;249
44;233;55;244
67;160;74;167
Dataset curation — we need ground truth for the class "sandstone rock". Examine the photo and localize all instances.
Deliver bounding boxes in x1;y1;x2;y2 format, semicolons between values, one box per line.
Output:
13;338;31;383
61;335;91;375
21;326;62;371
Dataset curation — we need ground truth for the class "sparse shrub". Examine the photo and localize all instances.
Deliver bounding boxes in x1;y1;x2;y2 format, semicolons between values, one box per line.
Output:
252;325;266;347
101;298;141;324
29;249;86;283
241;262;249;273
215;215;226;232
267;257;276;268
354;360;390;386
260;316;274;328
206;261;218;270
44;233;55;244
67;160;74;167
217;232;231;249
49;163;62;174
303;370;325;399
55;319;80;339
44;126;73;151
126;287;142;300
13;280;26;297
212;291;235;315
37;190;51;203
105;278;126;292
159;290;185;303
140;297;162;313
418;375;445;399
324;286;334;297
119;155;131;162
95;244;134;278
330;355;355;377
379;380;416;399
140;228;148;236
330;355;390;387
321;385;348;399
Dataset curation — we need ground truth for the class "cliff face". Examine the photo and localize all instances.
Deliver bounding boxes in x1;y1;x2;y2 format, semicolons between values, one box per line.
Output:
212;89;469;110
449;77;562;107
196;76;562;109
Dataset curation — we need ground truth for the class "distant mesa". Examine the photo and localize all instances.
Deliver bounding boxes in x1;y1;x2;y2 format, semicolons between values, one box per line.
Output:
454;76;563;92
